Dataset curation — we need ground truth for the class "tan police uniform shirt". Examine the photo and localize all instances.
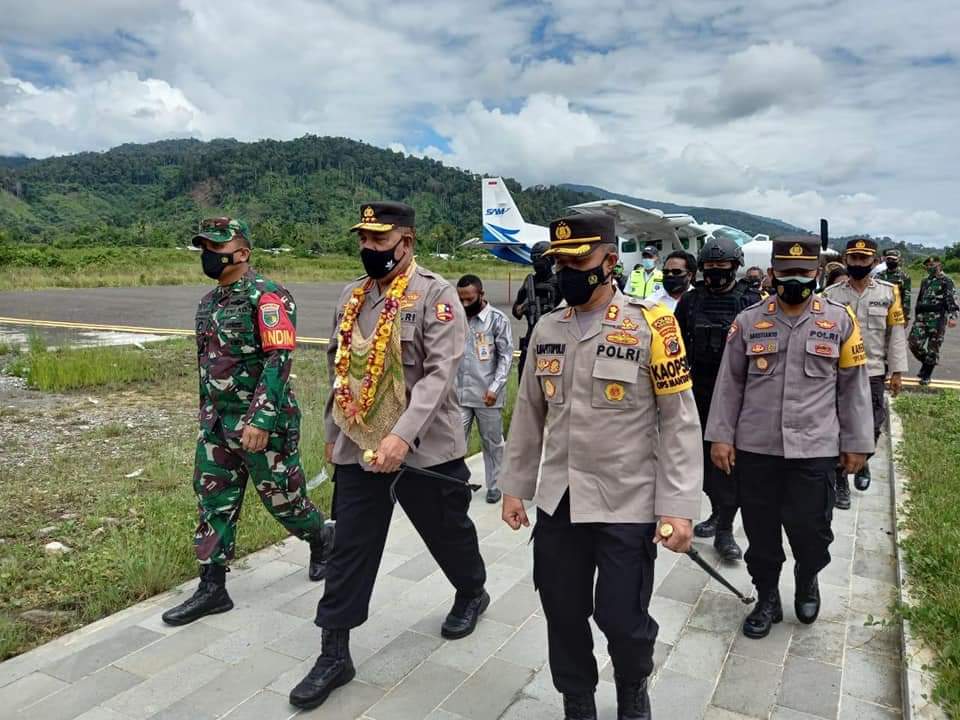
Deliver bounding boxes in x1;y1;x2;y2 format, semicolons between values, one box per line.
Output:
500;288;703;523
822;278;908;377
705;295;874;458
324;263;467;468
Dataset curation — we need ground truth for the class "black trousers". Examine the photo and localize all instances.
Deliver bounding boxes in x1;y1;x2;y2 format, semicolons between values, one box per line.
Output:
738;451;835;591
533;493;658;695
695;386;737;524
314;460;486;629
869;375;886;443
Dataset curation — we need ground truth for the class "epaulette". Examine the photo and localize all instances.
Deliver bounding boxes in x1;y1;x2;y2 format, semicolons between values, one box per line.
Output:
822;296;851;311
874;278;895;288
545;303;569;315
742;296;768;312
626;295;658;309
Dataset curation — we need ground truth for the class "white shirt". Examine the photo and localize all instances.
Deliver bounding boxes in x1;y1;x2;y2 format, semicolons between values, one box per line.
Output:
649;286;688;313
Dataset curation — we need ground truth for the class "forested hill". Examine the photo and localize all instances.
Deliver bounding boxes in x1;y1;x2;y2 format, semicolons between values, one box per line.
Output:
0;135;804;253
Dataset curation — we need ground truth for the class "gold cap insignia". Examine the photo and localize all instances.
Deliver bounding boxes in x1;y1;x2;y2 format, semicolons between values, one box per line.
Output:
855;240;866;249
362;206;375;220
789;244;804;256
555;222;571;241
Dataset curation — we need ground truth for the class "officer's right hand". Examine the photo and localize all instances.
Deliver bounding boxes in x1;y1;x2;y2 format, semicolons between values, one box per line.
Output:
502;494;530;530
710;442;736;475
324;442;334;463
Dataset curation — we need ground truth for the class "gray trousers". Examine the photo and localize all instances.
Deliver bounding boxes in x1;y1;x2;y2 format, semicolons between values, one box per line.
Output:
461;406;505;490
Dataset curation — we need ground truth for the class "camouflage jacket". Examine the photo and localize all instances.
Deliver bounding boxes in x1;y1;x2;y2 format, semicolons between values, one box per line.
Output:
914;273;959;319
195;269;299;433
876;268;911;317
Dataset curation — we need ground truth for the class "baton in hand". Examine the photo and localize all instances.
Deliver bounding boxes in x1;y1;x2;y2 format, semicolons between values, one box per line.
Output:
659;523;755;605
362;450;481;502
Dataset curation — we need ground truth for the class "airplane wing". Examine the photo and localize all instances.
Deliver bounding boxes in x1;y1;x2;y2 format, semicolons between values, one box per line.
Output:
568;199;698;238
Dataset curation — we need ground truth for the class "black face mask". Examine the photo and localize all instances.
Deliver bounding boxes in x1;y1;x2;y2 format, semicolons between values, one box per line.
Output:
663;275;689;295
773;275;816;305
846;264;872;280
557;262;608;307
361;240;404;279
464;299;483;317
885;261;899;271
202;248;240;280
533;258;553;277
746;277;762;289
703;267;736;292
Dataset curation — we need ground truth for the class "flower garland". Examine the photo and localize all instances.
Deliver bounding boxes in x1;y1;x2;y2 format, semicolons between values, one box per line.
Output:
333;264;413;424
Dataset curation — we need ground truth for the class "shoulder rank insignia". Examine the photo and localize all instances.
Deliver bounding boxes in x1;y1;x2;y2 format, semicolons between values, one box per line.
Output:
606;305;620;322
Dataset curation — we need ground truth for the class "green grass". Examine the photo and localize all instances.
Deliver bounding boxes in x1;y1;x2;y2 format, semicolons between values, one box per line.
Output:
0;340;18;355
894;391;960;716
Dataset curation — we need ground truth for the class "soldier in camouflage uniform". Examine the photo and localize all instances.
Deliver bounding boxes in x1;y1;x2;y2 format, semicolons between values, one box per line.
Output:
877;249;911;319
163;217;332;627
908;256;958;385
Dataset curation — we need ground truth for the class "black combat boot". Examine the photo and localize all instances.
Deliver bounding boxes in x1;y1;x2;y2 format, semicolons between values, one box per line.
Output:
834;470;851;510
714;529;742;562
161;564;233;626
854;461;871;492
918;363;934;386
288;628;356;709
615;676;651;720
308;520;335;582
563;693;597;720
794;567;821;625
742;587;782;639
694;512;718;538
441;589;490;639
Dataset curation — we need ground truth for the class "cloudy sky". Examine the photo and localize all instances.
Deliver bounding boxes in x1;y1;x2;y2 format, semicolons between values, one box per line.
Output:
1;1;958;243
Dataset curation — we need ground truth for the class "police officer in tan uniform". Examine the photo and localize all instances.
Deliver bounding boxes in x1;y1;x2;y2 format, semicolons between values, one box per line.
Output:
823;237;907;505
706;236;873;639
501;214;703;720
290;202;488;710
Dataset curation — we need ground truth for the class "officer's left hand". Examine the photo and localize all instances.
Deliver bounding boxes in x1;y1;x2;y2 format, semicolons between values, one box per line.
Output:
889;373;902;397
949;319;957;329
841;452;867;474
483;390;497;407
655;517;693;554
371;433;410;473
241;425;269;453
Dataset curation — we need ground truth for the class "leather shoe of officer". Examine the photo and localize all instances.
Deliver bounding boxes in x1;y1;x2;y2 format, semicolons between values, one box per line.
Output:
694;512;718;538
308;521;336;582
714;529;742;562
794;567;821;624
289;628;355;709
441;590;490;639
563;693;597;720
742;588;783;639
161;564;233;626
854;462;871;492
615;676;651;720
835;471;851;510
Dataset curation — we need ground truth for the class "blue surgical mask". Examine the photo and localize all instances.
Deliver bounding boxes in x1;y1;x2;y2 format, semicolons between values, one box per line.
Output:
641;258;656;271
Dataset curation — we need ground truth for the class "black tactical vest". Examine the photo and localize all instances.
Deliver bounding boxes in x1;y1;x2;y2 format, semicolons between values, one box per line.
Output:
685;281;759;378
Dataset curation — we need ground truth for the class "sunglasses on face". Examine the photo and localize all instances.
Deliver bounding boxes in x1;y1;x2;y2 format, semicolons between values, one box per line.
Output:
662;269;688;277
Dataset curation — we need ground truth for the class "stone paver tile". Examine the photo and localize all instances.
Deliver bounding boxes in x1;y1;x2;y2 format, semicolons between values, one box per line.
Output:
483;563;531;604
357;630;445;689
712;654;782;717
703;706;756;720
478;541;514;566
602;641;671;682
821;556;854;587
853;548;897;585
151;647;298;720
655;564;709;605
426;711;468;720
647;596;694;646
410;600;456;639
831;509;857;536
689;590;745;635
838;695;902;720
114;623;227;676
845;621;901;662
297;680;385;719
857;495;894;514
0;671;68;714
666;627;731;679
492;543;534;572
856;510;895;534
496;616;548;670
220;689;296;720
221;560;303;603
392;572;455;620
778;655;842;718
428;618;516;674
202;610;305;663
104;652;226;720
484;582;541;627
367;660;467;720
386;528;429;558
856;530;896;556
352;610;410;653
388;552;439;583
266;619;327;661
843;649;901;709
650;668;715;720
499;695;561;720
73;709;133;720
771;706;824;720
730;619;792;665
849;577;895;617
481;525;531;550
42;626;163;682
16;666;143;720
790;620;847;666
441;657;534;720
819;582;852;623
369;575;419;614
831;533;856;560
277;584;325;620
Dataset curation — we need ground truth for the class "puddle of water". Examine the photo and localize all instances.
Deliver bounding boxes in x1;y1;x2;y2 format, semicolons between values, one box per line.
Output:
0;326;169;350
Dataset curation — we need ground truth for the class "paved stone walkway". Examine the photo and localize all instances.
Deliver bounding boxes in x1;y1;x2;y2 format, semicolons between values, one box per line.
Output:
1;441;904;720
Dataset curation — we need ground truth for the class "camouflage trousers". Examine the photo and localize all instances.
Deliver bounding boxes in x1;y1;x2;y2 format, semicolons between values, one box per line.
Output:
193;418;323;565
908;312;946;366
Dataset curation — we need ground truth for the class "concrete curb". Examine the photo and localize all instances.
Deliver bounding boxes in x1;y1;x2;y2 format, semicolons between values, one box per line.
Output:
887;404;949;720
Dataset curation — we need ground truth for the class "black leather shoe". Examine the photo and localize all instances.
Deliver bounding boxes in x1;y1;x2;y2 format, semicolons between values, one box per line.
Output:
289;629;356;709
441;590;490;639
162;565;233;626
714;529;742;562
742;588;782;639
835;472;851;510
486;488;502;504
563;693;597;720
615;676;651;720
694;512;718;538
794;568;821;625
308;521;336;582
854;462;871;492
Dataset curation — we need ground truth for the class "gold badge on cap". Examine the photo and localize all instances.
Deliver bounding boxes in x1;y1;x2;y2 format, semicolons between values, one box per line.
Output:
789;244;804;256
555;222;571;241
855;240;866;249
363;206;376;220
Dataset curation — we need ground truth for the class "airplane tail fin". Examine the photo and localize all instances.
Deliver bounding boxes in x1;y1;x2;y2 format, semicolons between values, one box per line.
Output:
482;177;526;230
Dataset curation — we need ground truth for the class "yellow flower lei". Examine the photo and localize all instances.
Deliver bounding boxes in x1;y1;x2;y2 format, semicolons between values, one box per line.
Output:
333;263;414;424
